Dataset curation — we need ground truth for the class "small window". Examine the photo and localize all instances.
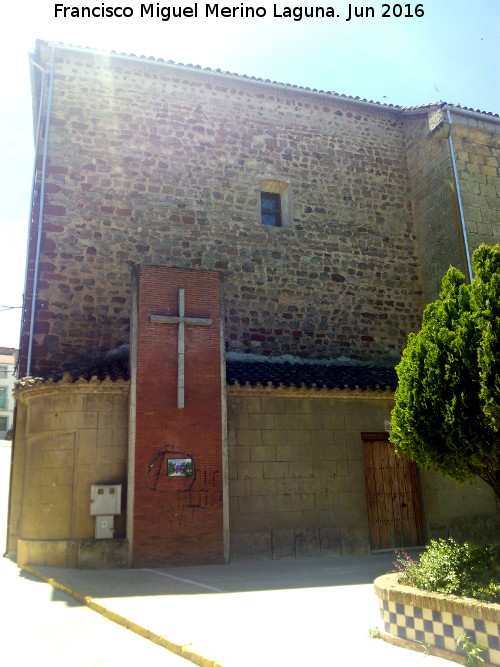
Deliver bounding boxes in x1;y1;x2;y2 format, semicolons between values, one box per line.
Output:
0;366;7;379
0;387;6;410
261;192;282;227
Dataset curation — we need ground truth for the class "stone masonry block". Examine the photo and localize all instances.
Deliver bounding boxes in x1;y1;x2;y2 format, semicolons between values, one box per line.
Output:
309;429;335;446
111;428;128;447
323;444;348;461
259;397;287;414
290;494;316;512
297;413;323;429
321;414;346;429
251;478;279;496
275;445;302;462
45;540;70;567
237;461;264;480
84;393;115;412
237;398;261;414
58;431;77;450
232;413;250;429
298;445;325;462
295;527;321;558
97;411;127;430
310;400;335;415
230;531;272;560
42;449;75;468
228;445;250;463
27;433;60;453
344;414;384;431
248;413;275;430
39;483;72;505
228;478;252;497
286;429;311;446
62;411;98;430
55;467;75;486
347;440;363;461
314;492;339;510
272;528;295;559
319;526;341;556
250;445;277;462
340;525;370;556
262;462;289;479
261;429;287;446
273;413;299;430
96;445;127;466
312;460;344;478
237;495;268;514
236;429;263;446
77;430;97;465
285;399;311;414
17;539;47;567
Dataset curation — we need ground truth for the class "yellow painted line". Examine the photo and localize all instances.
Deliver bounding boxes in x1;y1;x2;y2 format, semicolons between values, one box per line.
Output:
20;564;222;667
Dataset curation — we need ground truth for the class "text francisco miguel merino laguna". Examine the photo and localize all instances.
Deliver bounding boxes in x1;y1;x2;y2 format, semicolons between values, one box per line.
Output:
54;3;408;21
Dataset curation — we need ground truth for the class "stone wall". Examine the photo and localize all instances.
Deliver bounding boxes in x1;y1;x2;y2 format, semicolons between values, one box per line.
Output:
420;469;499;544
227;391;394;558
404;113;465;303
10;377;129;567
405;109;500;303
22;42;424;375
451;116;500;252
227;389;499;560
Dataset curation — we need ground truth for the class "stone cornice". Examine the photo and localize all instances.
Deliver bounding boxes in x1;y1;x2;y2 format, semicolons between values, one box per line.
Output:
14;373;130;403
227;381;394;399
430;111;500;146
14;375;395;403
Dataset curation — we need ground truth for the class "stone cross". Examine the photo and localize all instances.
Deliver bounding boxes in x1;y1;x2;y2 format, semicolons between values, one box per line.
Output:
150;289;212;409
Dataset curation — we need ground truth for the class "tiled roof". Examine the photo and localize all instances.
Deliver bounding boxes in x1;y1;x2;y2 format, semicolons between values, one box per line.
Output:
39;41;499;119
42;345;131;383
226;359;397;390
32;346;397;391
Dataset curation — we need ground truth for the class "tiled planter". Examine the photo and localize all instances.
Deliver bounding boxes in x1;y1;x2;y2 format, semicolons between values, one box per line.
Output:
374;573;500;666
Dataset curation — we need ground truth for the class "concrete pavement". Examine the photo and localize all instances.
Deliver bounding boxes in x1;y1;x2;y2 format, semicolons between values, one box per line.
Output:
19;554;452;667
0;556;193;666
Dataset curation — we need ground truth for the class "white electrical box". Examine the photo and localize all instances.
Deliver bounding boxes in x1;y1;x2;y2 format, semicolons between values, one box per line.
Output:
90;484;122;516
95;515;115;540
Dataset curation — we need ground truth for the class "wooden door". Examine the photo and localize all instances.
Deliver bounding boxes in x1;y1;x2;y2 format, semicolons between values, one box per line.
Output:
362;434;423;550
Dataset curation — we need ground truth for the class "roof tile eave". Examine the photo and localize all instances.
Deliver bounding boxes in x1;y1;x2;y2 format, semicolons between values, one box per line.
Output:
37;39;499;118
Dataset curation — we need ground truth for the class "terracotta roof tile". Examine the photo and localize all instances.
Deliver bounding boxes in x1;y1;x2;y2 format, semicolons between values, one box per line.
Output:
39;41;499;118
226;359;397;390
35;347;397;391
42;345;130;383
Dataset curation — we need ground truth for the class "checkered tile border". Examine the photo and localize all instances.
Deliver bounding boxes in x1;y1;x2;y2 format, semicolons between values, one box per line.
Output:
380;599;500;665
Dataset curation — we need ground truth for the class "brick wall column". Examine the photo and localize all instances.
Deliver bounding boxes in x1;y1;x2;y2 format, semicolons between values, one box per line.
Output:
129;266;225;566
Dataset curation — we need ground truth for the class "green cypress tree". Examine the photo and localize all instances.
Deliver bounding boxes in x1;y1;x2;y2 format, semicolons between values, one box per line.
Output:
390;244;500;500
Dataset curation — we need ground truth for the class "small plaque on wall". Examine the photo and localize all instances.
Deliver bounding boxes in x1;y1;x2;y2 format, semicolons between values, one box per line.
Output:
167;458;193;477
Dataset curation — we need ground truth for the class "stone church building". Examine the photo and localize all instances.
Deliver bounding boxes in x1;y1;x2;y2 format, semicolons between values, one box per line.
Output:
8;40;499;568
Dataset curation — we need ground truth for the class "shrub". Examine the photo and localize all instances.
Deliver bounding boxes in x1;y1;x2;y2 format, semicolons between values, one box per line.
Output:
395;538;500;603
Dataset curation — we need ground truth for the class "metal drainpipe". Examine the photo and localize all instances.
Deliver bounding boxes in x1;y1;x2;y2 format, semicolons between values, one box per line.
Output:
18;58;46;376
445;106;473;282
26;46;55;377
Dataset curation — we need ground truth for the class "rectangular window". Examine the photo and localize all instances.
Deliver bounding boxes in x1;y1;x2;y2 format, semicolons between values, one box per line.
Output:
0;417;7;433
261;192;282;227
0;387;6;410
0;366;7;378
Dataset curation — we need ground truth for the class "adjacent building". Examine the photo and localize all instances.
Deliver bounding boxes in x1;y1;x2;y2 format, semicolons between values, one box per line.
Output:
0;348;17;440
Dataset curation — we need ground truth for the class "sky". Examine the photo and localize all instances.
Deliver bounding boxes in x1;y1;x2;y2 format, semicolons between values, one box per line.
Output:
0;0;499;349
